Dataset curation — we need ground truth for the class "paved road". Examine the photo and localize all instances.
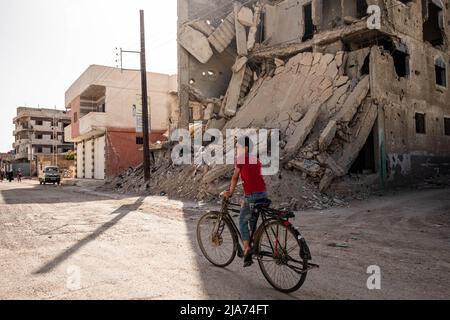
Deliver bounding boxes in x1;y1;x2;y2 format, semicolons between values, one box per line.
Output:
1;180;449;299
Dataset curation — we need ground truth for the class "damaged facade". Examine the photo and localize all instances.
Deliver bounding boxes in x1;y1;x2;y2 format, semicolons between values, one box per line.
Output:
177;0;450;192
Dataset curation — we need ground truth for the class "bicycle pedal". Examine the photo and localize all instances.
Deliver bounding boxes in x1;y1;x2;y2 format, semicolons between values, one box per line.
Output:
307;263;320;270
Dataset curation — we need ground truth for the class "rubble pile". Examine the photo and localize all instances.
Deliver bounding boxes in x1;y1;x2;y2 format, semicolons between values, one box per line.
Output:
103;157;350;210
103;2;380;208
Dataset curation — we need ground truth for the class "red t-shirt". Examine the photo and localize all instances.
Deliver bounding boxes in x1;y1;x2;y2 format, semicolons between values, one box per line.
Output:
236;154;267;196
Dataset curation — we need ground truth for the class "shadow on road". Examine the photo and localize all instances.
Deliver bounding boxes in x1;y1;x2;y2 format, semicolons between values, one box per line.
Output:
33;197;145;274
0;182;128;204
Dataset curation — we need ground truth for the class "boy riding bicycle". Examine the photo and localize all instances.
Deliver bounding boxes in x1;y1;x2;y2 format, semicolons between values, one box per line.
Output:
223;137;268;267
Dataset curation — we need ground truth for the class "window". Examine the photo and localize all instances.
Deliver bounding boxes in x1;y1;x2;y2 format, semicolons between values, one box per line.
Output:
435;57;447;87
444;117;450;136
36;120;43;126
415;113;426;134
392;43;410;78
136;137;144;145
423;0;444;47
37;147;43;153
74;112;78;123
302;3;314;41
36;134;43;140
356;0;368;18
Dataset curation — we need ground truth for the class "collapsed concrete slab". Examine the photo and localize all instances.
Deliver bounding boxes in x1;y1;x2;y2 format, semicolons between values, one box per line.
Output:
234;3;248;56
247;4;261;51
223;63;249;117
319;120;337;152
232;56;248;73
284;104;322;159
178;25;214;64
208;12;235;53
189;19;215;37
238;6;254;27
337;75;370;123
288;159;323;178
336;101;378;174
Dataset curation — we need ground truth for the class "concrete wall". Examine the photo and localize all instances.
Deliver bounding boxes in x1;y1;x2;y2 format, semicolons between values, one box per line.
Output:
84;139;94;179
94;136;105;180
264;0;308;46
76;142;84;179
370;41;450;182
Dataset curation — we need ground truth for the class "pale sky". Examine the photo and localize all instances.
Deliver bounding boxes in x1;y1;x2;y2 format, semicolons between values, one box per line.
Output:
0;0;178;152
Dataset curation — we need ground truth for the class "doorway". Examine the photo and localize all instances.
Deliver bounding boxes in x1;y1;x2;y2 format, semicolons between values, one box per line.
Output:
350;128;376;174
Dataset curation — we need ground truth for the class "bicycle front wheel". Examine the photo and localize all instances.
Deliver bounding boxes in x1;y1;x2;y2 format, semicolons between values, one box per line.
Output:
257;221;308;293
197;212;237;267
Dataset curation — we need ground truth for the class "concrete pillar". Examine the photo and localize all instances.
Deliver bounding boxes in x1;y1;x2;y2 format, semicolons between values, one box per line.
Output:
177;0;191;130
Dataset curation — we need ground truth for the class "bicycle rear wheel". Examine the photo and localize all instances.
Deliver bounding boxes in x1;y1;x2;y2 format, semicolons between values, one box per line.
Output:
197;212;237;267
256;221;308;293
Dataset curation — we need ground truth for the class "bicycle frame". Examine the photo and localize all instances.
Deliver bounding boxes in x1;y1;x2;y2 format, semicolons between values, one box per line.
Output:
218;200;296;259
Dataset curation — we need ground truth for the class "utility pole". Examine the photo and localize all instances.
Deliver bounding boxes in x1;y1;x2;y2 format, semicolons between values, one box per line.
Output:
140;10;151;183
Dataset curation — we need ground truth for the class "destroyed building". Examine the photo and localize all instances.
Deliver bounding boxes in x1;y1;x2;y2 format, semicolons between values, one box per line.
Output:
174;0;450;195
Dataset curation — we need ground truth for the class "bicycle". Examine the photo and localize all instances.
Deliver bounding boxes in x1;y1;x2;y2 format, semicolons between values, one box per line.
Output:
197;196;319;293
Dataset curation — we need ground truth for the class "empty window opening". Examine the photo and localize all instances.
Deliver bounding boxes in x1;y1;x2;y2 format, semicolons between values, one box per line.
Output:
423;0;444;47
356;0;369;18
302;3;314;41
392;47;410;78
349;128;376;174
444;117;450;136
380;40;410;78
415;113;426;134
36;120;43;126
361;54;370;75
136;137;144;145
435;57;447;87
37;147;43;153
257;11;266;43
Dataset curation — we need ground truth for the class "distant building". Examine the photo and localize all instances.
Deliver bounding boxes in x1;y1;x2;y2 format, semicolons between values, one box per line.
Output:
64;65;178;180
12;107;74;176
0;152;14;172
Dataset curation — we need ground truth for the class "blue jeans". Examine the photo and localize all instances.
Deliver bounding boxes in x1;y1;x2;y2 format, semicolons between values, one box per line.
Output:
239;192;268;242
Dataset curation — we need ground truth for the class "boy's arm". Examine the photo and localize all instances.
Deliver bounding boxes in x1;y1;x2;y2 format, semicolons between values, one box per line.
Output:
224;167;240;199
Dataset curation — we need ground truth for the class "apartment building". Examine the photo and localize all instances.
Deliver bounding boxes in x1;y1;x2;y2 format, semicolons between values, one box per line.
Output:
0;152;13;173
64;65;178;180
12;107;74;176
177;0;450;190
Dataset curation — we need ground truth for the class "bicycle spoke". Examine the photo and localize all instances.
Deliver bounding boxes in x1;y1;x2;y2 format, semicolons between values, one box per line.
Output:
257;221;306;292
198;213;236;267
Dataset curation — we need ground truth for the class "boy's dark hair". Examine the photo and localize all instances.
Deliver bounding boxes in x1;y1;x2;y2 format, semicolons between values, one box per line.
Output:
237;136;253;153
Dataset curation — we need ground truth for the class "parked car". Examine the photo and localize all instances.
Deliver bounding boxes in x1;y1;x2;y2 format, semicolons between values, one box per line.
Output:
39;166;61;185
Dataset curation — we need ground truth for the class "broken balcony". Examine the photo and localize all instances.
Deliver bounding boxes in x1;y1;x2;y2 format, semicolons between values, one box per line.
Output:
67;112;107;143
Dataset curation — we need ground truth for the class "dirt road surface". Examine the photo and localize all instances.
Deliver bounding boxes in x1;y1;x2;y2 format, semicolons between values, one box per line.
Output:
1;180;449;300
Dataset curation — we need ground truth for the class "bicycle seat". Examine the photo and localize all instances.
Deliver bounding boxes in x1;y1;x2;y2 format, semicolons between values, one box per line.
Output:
254;198;272;209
